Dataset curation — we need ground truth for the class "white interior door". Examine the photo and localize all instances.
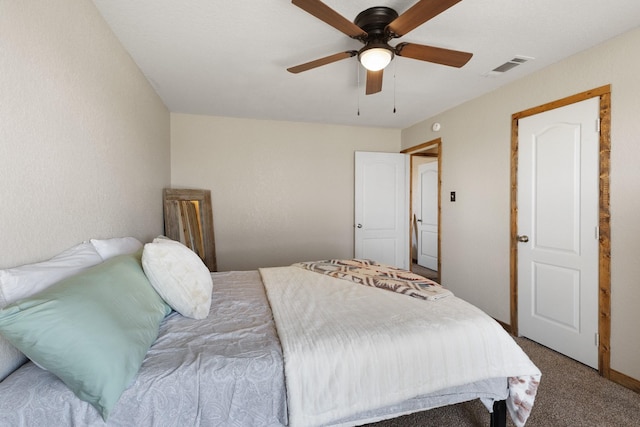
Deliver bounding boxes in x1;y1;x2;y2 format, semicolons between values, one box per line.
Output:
417;162;438;270
517;97;600;369
354;151;408;269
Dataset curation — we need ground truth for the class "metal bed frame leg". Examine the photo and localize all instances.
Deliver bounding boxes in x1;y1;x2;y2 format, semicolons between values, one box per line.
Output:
490;400;507;427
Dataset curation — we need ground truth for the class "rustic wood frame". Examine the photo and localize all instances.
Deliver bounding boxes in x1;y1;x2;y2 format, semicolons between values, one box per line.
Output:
163;188;217;272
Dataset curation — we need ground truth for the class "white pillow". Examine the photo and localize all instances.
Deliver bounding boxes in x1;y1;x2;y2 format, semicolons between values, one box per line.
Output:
90;237;143;261
0;242;102;308
141;238;212;320
0;241;103;381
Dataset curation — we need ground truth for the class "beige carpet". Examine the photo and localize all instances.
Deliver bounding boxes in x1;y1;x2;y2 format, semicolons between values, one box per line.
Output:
367;337;640;426
411;263;438;281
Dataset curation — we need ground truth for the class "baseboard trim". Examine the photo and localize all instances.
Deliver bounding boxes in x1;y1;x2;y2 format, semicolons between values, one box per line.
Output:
609;369;640;394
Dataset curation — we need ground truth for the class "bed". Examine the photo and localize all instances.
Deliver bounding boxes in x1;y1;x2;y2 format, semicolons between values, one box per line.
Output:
0;239;540;427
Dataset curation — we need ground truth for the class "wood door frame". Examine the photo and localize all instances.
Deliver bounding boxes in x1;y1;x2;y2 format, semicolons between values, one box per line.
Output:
402;139;442;282
510;85;611;377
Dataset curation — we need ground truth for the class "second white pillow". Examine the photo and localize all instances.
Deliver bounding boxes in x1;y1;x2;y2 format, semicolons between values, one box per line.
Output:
141;238;212;319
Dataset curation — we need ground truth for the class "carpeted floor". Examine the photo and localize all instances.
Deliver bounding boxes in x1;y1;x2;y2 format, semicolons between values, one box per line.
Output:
366;337;640;426
411;263;438;281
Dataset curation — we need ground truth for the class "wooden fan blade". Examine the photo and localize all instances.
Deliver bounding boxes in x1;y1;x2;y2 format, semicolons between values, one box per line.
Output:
387;0;462;37
292;0;367;39
287;51;357;74
396;42;472;67
366;69;383;95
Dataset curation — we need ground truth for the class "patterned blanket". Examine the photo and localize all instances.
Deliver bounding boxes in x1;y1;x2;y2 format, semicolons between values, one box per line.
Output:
293;259;453;301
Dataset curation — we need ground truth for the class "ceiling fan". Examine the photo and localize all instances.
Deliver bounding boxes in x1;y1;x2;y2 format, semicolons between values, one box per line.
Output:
287;0;473;95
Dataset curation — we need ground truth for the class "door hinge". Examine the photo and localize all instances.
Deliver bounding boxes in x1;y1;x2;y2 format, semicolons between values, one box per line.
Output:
596;118;601;133
595;226;600;240
595;333;600;347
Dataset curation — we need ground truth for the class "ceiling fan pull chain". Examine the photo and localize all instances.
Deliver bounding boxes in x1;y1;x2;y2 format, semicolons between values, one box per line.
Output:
356;60;361;116
393;61;397;113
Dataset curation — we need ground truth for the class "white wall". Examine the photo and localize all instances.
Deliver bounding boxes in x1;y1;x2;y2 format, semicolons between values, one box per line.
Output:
170;114;401;271
402;28;640;381
0;0;170;268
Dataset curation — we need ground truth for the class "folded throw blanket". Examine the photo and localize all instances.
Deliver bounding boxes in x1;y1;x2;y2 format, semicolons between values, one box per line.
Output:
293;259;453;301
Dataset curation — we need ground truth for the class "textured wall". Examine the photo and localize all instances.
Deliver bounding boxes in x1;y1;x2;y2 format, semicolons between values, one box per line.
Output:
170;114;401;271
402;28;640;381
0;0;170;268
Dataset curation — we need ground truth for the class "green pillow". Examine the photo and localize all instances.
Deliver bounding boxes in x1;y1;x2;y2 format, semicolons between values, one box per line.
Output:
0;251;170;420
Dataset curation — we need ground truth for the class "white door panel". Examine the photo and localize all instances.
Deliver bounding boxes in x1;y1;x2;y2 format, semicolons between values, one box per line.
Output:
362;238;397;265
355;152;408;269
518;97;599;369
417;162;438;270
532;262;580;330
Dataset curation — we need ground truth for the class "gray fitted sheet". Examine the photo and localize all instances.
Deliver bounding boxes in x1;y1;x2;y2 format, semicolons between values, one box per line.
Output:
0;271;287;427
0;270;507;426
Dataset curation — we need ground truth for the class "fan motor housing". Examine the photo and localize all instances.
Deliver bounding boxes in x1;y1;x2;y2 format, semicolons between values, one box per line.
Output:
354;6;398;41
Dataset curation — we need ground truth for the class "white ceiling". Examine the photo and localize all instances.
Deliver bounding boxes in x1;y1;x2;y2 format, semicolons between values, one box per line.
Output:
92;0;640;129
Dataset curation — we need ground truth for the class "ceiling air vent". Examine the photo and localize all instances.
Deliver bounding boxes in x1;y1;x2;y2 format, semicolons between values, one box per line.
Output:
483;55;534;77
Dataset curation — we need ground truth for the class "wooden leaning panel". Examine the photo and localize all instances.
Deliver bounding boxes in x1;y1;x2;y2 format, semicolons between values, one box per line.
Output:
163;188;217;272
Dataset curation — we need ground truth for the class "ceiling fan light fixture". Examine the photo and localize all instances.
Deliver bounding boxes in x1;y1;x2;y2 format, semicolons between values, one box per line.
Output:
358;45;394;71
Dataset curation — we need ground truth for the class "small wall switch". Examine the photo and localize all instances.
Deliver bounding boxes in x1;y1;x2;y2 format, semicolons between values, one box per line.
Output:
450;191;456;202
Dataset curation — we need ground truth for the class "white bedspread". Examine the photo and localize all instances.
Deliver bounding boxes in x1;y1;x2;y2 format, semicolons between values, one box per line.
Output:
260;266;540;427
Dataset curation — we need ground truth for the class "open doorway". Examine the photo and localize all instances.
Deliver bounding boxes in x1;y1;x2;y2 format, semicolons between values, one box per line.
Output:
402;139;441;283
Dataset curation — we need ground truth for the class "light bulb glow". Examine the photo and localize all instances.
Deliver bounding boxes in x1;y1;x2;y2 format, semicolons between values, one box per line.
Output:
359;47;393;71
